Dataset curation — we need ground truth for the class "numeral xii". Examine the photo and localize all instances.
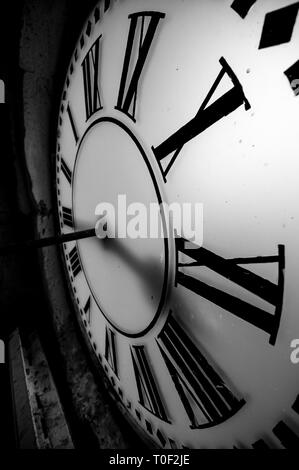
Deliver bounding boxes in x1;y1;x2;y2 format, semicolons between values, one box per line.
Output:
116;11;165;121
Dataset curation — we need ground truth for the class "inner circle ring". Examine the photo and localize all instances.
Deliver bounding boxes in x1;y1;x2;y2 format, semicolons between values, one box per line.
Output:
72;116;170;338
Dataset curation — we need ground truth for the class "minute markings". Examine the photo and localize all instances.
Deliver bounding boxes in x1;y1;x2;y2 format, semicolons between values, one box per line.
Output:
66;104;79;144
69;245;82;278
83;296;92;325
62;207;73;228
152;57;250;180
60;158;72;185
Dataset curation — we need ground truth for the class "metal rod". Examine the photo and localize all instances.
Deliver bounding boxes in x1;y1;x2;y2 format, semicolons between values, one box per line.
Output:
0;228;96;255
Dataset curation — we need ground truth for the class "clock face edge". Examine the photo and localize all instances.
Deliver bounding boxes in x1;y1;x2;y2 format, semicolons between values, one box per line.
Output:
54;0;299;450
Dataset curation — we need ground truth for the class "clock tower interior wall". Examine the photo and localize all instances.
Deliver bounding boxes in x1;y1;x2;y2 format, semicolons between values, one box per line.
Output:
12;0;143;449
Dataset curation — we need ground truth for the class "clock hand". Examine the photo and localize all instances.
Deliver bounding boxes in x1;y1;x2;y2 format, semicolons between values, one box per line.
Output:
152;57;250;179
0;228;96;255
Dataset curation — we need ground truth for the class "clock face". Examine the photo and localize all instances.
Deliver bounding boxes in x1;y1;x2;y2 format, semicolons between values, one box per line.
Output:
55;0;299;448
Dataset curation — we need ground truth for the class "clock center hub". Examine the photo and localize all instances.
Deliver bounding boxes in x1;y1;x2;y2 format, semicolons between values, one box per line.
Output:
73;117;169;337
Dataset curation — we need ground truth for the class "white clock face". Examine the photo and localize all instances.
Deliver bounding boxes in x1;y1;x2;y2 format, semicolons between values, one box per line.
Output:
56;0;299;448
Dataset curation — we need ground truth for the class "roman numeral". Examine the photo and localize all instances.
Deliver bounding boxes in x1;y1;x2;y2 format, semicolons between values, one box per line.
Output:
131;345;169;422
115;11;165;121
60;158;72;185
62;207;73;228
67;104;79;144
105;327;118;377
83;296;91;324
69;245;81;278
176;238;285;345
82;35;103;121
157;314;245;429
152;57;250;180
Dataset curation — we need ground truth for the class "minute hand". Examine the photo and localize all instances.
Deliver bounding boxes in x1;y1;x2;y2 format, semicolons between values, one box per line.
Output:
152;57;250;178
0;228;96;256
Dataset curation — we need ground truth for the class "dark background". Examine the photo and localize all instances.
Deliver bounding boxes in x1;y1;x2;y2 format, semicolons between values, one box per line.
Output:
0;0;146;450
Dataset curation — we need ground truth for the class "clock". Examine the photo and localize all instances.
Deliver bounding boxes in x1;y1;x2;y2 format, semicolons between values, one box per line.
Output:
55;0;299;448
